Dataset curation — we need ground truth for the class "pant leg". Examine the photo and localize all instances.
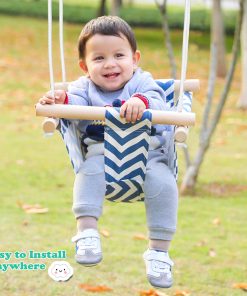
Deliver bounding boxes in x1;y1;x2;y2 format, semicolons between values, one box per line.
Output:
144;149;178;241
72;155;106;219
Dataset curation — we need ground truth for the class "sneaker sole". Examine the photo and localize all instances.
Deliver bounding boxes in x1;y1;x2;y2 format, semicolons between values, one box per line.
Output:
150;282;173;289
147;275;173;289
75;254;102;266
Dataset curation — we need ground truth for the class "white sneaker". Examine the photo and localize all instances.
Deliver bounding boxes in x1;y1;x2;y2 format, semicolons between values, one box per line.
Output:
71;229;102;266
143;249;174;288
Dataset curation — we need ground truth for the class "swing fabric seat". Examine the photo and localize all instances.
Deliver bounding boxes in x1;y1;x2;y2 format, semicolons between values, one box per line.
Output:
104;108;152;202
59;79;193;202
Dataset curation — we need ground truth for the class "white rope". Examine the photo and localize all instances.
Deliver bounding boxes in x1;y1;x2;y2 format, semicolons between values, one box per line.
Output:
177;0;191;112
59;0;66;83
48;0;55;97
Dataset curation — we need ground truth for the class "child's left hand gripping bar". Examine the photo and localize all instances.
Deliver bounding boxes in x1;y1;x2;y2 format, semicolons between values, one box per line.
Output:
39;83;69;136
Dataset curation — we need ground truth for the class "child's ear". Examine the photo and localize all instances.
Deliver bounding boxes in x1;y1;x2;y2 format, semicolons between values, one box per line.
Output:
79;60;88;73
133;50;141;68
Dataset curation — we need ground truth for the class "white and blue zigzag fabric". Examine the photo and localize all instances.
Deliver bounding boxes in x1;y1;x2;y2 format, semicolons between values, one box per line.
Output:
104;108;152;202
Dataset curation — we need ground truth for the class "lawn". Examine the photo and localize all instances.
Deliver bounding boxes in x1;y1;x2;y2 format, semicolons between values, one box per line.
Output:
0;14;246;296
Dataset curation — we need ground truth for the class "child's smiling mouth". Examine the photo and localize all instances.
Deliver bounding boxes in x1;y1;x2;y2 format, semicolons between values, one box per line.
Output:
103;73;120;79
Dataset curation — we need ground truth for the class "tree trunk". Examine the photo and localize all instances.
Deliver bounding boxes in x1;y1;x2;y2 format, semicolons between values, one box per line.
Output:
162;11;177;78
98;0;107;17
237;0;247;109
212;0;227;78
110;0;122;16
180;138;210;193
155;0;177;78
181;0;244;194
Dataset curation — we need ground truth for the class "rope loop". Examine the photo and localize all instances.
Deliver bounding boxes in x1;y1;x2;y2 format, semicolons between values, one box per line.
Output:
177;0;191;112
48;0;66;97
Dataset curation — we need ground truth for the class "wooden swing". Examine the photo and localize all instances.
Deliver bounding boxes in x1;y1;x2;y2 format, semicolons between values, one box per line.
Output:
36;0;199;202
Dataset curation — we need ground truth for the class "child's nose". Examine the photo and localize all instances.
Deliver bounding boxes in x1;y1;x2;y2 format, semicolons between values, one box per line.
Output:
104;58;116;68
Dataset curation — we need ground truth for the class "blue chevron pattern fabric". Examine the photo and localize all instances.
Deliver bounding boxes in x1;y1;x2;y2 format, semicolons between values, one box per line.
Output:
104;108;152;202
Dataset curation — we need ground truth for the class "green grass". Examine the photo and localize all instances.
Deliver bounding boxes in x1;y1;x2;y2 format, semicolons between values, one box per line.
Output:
0;15;247;296
0;0;238;33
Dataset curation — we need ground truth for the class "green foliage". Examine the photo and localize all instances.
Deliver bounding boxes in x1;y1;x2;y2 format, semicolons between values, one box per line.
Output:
0;0;238;34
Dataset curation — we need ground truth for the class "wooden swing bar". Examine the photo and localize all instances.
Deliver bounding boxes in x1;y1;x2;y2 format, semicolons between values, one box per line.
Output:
36;79;199;133
36;103;196;126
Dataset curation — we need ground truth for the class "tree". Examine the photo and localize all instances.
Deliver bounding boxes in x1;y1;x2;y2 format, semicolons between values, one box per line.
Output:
181;0;244;194
110;0;122;16
238;0;247;109
98;0;107;17
155;0;177;78
212;0;227;77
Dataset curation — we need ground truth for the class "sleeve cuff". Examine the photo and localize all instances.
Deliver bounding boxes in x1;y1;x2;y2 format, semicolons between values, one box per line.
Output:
64;92;68;104
132;93;149;109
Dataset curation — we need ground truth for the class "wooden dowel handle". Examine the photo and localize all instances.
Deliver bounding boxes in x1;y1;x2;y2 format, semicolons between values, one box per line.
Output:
40;79;199;134
36;104;195;126
174;126;189;143
174;79;200;93
42;117;59;134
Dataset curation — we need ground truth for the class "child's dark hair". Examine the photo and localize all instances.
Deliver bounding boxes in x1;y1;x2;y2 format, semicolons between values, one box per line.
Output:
78;16;137;59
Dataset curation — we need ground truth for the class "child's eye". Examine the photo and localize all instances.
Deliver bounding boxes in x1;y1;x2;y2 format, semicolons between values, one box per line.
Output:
94;56;104;61
116;53;124;58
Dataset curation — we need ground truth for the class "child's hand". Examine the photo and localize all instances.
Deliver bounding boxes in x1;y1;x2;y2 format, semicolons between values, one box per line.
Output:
39;90;66;105
120;97;146;123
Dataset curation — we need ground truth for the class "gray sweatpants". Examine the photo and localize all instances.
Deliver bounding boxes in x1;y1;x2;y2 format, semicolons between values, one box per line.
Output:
73;149;178;241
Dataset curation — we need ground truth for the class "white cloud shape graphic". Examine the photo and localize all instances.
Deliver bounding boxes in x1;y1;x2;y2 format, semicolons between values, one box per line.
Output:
48;261;73;282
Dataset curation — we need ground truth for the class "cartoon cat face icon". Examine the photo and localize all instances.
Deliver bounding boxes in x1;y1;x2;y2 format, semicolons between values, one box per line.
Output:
48;261;73;282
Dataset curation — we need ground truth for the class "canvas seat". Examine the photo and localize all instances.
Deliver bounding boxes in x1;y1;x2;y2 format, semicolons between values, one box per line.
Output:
58;79;192;202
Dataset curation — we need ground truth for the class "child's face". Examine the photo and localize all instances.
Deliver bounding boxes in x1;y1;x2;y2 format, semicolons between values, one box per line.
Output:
79;33;140;91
